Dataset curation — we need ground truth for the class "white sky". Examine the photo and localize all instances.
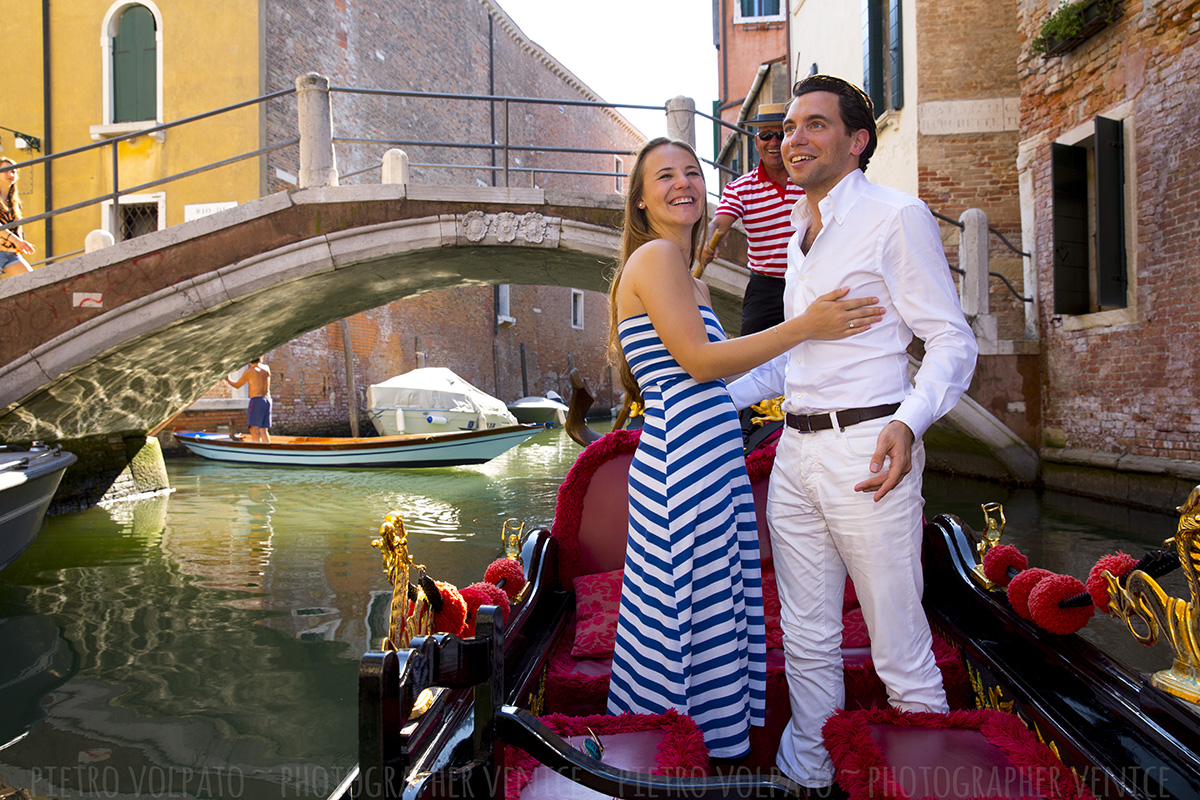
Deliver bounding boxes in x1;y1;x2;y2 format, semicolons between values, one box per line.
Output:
495;0;722;186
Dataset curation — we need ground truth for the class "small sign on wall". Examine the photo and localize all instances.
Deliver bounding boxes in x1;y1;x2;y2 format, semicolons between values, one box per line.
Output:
72;292;103;309
184;202;237;222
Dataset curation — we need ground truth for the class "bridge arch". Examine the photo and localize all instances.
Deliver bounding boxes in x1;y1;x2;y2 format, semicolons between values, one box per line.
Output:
0;184;750;441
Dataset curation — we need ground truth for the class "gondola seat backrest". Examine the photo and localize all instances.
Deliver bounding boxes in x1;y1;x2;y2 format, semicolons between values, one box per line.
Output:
551;430;775;589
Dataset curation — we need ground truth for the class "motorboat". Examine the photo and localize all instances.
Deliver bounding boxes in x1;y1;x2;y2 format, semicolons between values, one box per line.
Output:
365;368;518;435
507;392;569;427
173;425;543;469
330;420;1200;800
0;443;76;571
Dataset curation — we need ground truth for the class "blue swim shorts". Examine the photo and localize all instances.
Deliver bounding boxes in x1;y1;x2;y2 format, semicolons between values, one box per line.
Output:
247;395;273;429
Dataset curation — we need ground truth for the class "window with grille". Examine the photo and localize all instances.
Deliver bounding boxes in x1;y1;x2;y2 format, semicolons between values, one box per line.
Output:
102;194;164;242
862;0;904;118
1052;115;1129;315
112;4;157;123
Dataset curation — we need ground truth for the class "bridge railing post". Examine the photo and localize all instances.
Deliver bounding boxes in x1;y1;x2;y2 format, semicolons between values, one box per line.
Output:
296;72;340;188
960;207;997;354
666;96;696;149
382;149;409;185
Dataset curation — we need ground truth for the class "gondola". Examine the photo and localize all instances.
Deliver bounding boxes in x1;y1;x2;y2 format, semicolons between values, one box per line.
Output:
330;398;1200;800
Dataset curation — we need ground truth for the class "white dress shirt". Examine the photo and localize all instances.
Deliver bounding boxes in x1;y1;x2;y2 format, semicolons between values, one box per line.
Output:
727;169;977;441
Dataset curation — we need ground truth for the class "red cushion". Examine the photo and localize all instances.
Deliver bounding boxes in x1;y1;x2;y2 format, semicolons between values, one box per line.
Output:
571;569;623;658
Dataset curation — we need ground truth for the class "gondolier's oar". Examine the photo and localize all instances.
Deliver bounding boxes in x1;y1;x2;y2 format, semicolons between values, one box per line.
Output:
692;229;723;279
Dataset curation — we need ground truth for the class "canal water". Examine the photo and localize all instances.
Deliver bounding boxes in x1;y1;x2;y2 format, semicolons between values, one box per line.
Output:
0;427;1185;800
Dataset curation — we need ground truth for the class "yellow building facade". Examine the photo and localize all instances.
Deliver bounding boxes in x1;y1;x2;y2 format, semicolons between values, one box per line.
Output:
8;1;263;264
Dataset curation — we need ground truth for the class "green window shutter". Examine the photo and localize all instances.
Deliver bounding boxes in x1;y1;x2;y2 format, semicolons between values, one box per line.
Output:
1051;142;1090;315
1093;116;1127;308
888;0;904;111
862;0;885;116
113;5;156;123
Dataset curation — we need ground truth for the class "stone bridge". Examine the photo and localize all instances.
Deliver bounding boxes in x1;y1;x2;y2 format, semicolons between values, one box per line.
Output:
0;184;755;444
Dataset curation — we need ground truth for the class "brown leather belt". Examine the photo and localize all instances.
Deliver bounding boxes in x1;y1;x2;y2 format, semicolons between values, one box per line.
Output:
784;402;900;433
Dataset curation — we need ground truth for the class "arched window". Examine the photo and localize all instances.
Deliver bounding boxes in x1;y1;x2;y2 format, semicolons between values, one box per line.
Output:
92;1;164;140
112;4;157;123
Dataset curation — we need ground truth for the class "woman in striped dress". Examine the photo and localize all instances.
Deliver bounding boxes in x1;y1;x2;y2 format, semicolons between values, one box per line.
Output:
605;137;881;758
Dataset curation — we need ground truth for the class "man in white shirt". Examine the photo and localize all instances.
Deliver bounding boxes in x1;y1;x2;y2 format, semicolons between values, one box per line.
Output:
727;75;978;796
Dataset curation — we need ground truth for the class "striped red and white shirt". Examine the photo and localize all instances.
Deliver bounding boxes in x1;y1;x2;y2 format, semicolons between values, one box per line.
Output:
714;163;804;278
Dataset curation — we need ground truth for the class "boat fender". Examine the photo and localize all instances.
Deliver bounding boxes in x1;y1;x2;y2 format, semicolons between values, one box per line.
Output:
426;415;449;425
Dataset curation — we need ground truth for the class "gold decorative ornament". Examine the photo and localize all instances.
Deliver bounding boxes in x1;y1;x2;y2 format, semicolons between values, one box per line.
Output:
970;502;1006;588
502;518;524;561
372;512;432;652
1104;485;1200;704
750;396;785;428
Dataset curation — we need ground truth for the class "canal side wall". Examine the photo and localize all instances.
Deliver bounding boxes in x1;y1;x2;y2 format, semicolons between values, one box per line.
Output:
52;435;171;512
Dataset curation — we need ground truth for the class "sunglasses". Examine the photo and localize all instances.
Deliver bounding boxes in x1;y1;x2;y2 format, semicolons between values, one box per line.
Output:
583;727;604;761
757;131;785;142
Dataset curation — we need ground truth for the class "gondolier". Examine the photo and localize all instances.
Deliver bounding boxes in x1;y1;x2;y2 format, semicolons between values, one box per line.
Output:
225;357;272;443
699;103;804;336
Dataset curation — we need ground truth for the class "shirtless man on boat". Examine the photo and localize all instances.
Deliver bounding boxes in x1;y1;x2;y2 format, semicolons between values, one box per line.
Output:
225;358;272;443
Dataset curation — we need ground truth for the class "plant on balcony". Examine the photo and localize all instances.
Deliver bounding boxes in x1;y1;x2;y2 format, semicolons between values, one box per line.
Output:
1029;0;1121;57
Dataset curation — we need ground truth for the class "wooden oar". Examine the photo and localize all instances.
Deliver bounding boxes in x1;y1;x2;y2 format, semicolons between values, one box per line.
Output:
693;229;724;279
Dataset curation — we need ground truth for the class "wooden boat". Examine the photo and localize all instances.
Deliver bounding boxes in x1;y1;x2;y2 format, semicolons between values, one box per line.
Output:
0;443;76;571
331;417;1200;800
172;424;543;468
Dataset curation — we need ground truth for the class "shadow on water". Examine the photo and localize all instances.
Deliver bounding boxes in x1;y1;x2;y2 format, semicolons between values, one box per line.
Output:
0;428;1189;798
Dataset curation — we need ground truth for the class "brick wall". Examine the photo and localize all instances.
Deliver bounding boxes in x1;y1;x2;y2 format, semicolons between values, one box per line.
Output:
1019;0;1200;462
168;0;632;442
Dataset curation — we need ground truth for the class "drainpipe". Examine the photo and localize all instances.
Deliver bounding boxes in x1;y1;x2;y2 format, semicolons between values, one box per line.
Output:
42;0;52;256
489;14;497;187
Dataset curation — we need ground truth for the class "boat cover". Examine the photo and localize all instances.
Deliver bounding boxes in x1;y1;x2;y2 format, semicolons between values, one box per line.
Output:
366;368;516;423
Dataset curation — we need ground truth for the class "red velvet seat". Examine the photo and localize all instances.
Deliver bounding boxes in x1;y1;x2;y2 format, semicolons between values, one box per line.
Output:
823;707;1097;800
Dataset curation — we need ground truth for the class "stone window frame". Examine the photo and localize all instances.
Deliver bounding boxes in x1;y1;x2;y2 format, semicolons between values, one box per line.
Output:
90;0;165;143
100;192;165;243
1051;101;1138;332
571;289;585;331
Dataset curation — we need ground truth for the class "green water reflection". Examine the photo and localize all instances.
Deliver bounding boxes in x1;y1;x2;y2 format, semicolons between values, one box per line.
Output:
0;427;1185;799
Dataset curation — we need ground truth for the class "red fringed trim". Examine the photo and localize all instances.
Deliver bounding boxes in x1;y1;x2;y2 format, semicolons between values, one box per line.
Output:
823;706;1096;800
1028;574;1094;635
503;709;709;800
485;557;527;600
544;627;611;715
550;429;641;588
744;439;778;483
982;544;1028;587
431;580;467;637
1006;567;1053;621
1087;552;1136;613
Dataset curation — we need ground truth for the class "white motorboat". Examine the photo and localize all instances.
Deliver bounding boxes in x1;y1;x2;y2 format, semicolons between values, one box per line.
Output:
506;392;568;426
0;444;76;571
365;368;517;435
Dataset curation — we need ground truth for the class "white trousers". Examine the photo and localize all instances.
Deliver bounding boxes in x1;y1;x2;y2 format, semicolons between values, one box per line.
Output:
767;418;948;787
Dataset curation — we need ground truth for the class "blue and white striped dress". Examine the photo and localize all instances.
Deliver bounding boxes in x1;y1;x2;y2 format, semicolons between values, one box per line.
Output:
608;306;767;758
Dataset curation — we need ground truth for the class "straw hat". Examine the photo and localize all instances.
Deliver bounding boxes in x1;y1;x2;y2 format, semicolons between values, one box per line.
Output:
743;103;786;127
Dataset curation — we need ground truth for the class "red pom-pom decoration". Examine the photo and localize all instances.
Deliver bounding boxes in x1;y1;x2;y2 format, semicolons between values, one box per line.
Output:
1028;573;1094;634
430;580;467;637
484;557;527;600
460;581;511;637
983;544;1028;587
1006;568;1053;620
1087;552;1137;614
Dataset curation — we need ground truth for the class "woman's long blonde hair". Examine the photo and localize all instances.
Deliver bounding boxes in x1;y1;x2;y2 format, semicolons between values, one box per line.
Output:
607;137;708;409
0;158;22;222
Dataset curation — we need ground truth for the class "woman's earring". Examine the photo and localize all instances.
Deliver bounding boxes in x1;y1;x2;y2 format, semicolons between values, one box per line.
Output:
637;202;645;209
